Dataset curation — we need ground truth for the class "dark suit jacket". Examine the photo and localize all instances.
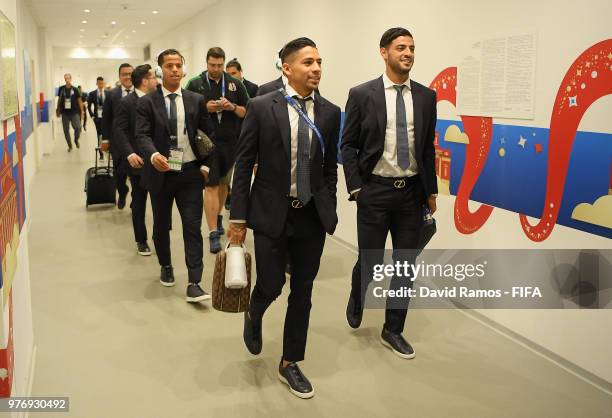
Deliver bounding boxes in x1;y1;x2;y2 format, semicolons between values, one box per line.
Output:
230;90;341;238
135;86;216;193
113;92;142;175
340;76;438;199
101;86;125;156
256;77;284;96
242;78;259;98
87;89;106;119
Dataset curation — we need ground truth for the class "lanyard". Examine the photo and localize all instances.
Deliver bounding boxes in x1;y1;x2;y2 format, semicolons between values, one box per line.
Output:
205;71;225;97
279;88;325;158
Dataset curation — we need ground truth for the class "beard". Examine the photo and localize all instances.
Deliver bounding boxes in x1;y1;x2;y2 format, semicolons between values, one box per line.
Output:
388;58;412;76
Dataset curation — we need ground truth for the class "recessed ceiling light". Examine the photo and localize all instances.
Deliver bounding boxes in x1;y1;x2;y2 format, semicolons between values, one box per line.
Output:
84;9;90;13
112;21;117;25
140;21;146;25
152;10;158;14
80;29;85;32
132;30;136;33
81;20;87;24
125;36;129;39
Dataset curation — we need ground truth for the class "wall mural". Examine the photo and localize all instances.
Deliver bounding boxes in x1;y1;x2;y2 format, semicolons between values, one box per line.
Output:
0;9;26;398
430;39;612;241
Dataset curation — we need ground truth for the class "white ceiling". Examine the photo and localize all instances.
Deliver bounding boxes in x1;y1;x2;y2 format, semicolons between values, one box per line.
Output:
25;0;217;49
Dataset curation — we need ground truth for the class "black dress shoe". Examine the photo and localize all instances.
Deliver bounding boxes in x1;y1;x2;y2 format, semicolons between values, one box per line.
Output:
278;362;314;399
186;283;211;303
380;328;415;359
346;295;363;329
160;265;175;287
117;192;127;209
243;310;262;355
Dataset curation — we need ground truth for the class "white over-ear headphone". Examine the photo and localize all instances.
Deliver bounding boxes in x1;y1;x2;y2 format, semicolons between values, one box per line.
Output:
275;47;283;71
155;49;188;79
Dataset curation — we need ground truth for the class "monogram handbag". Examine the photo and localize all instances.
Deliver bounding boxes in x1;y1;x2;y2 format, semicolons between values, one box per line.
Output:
212;243;252;313
195;129;215;158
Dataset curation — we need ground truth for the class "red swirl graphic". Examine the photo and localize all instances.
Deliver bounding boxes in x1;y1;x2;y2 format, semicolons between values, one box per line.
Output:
430;68;494;234
519;39;612;241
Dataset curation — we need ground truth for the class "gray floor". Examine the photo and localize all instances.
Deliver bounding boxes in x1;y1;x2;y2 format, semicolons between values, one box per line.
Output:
28;129;612;417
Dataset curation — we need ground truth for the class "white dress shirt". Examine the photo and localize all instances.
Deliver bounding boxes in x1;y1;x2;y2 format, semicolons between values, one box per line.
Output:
121;86;132;98
135;88;146;98
372;72;418;177
285;83;315;198
161;86;196;163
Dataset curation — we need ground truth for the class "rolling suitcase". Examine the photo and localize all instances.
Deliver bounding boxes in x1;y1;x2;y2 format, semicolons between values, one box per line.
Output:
85;148;116;208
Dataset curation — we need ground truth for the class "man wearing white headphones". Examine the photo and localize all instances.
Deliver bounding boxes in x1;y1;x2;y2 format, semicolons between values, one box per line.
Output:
136;49;217;303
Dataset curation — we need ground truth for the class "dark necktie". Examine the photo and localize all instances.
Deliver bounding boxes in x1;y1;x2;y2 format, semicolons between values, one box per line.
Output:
394;85;410;170
168;93;178;147
98;91;103;106
294;96;313;205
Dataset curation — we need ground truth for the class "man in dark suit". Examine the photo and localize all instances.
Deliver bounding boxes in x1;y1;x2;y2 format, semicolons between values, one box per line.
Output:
102;63;134;209
256;76;284;97
226;59;259;98
136;49;216;303
113;64;158;256
88;76;107;157
229;37;340;399
341;28;438;359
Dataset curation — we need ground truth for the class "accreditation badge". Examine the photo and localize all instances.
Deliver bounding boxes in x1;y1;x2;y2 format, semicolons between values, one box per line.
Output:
64;97;72;110
228;82;236;92
97;109;103;118
168;147;184;172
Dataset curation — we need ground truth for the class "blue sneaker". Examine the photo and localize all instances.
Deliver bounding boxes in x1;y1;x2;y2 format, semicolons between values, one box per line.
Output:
217;214;225;235
209;230;222;254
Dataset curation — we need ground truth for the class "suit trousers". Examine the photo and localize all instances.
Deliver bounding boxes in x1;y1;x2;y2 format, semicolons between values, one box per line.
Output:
350;175;425;334
93;117;103;144
249;201;326;362
150;164;205;283
61;113;80;147
128;173;148;244
113;157;129;197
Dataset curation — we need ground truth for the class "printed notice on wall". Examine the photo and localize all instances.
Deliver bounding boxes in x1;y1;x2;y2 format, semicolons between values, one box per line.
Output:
457;32;536;119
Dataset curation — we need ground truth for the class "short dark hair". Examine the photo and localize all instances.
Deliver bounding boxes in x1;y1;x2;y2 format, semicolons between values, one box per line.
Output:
118;63;133;74
131;64;152;88
96;76;104;81
280;37;317;63
379;27;413;49
226;58;242;72
206;47;225;61
157;49;185;66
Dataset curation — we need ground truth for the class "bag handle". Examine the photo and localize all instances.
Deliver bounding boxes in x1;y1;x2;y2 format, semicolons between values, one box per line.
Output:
225;242;247;251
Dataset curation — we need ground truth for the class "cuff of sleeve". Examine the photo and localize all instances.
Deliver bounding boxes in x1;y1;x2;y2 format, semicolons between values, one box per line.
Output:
151;152;160;164
230;220;246;223
200;165;209;173
350;188;361;196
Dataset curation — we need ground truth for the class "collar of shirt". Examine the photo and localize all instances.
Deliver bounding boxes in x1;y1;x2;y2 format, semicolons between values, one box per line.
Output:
135;89;146;98
382;72;411;91
284;83;314;101
281;74;288;88
161;85;182;97
122;86;132;94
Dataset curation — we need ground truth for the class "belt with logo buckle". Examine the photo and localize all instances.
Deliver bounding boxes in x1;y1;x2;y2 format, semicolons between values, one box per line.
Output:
393;179;407;189
289;198;304;209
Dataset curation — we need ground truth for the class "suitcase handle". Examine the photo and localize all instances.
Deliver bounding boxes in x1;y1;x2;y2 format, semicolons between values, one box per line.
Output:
94;147;112;171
